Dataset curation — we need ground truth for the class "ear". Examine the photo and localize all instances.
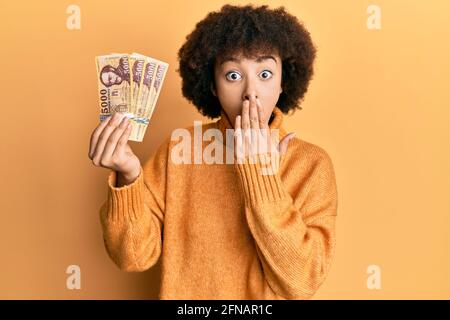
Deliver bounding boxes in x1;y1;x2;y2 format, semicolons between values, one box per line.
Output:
211;83;217;97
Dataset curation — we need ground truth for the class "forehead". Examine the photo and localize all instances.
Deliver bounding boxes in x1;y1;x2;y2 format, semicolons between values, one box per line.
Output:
221;54;278;65
217;50;280;66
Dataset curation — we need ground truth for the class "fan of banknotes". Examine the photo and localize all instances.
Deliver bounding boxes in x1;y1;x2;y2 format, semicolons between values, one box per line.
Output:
95;53;169;142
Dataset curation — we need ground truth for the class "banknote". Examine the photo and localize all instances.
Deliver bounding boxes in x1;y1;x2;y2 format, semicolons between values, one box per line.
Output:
95;54;132;121
95;53;168;142
129;54;146;116
132;53;169;141
145;62;168;120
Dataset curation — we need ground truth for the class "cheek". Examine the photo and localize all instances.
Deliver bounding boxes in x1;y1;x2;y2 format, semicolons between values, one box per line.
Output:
216;83;241;105
260;82;282;104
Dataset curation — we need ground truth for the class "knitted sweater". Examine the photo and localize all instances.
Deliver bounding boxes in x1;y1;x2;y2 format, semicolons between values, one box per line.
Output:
99;106;338;300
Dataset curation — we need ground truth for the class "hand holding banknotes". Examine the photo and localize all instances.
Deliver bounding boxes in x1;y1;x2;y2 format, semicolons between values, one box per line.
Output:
88;112;141;186
89;52;168;186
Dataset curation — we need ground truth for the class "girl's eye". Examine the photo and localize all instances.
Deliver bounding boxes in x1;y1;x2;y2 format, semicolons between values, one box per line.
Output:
260;70;273;79
225;71;241;81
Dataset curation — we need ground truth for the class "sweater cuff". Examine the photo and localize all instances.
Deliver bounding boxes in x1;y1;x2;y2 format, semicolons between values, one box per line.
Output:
106;166;145;223
235;153;288;207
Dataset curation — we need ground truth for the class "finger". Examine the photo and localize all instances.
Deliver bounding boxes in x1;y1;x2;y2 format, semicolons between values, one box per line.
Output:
249;94;259;131
113;121;133;159
117;121;133;148
242;100;251;154
248;95;260;157
234;113;241;130
92;112;126;165
234;115;244;161
256;98;268;130
89;114;114;159
241;100;250;131
102;116;131;161
255;99;269;154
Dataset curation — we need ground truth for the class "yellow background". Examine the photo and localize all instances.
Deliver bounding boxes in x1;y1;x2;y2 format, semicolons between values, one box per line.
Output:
0;0;449;299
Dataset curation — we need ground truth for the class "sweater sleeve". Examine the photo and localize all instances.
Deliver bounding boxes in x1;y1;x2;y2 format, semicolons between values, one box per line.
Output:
98;138;169;272
234;151;338;299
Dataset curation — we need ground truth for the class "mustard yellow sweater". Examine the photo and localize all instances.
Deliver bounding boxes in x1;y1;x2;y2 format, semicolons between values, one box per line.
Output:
99;106;338;300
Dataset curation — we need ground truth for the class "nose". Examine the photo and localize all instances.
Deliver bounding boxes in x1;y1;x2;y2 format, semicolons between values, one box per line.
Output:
242;90;258;101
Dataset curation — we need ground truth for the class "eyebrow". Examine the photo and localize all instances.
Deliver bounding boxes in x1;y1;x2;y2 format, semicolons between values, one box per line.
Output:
220;55;277;65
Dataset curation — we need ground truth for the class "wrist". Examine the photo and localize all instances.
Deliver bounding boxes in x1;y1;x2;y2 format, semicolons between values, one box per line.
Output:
117;167;140;187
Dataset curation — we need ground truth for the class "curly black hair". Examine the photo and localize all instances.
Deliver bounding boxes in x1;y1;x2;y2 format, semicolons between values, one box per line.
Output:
176;3;317;119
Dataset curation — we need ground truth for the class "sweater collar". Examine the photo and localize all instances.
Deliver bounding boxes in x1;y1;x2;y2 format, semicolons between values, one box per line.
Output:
215;106;288;144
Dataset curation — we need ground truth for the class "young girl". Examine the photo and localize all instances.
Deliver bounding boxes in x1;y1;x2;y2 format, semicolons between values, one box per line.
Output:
89;4;338;300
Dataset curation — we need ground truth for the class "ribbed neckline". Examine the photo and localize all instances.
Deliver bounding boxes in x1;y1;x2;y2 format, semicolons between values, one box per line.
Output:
215;106;288;145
